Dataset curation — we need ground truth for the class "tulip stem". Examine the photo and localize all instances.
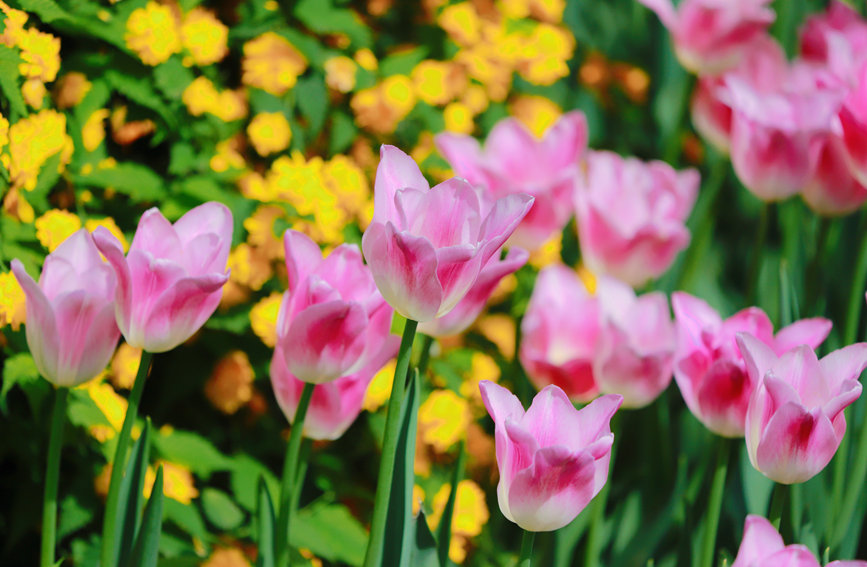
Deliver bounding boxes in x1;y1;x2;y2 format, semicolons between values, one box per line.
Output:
832;400;867;550
41;386;68;567
747;203;771;305
519;530;535;567
363;319;418;567
768;483;788;532
276;381;315;566
101;349;153;567
699;438;730;567
585;417;619;567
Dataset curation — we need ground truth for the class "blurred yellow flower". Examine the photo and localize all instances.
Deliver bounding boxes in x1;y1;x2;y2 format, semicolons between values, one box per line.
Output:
228;243;272;291
438;3;481;46
145;461;198;504
363;358;396;412
210;138;246;173
2;187;35;223
529;0;566;23
443;101;474;134
54;72;91;109
460;352;500;404
202;548;251;567
351;75;415;134
180;7;228;67
324;55;357;93
108;343;141;390
354;48;378;71
22;78;46;108
17;27;60;82
0;112;8;152
242;32;307;96
82;109;110;152
418;389;471;453
460;84;489;114
182;77;247;122
475;313;515;358
85;217;128;252
322;154;371;225
83;379;128;435
35;209;81;251
247;112;292;157
0;1;27;46
528;233;562;268
516;23;575;85
125;1;182;66
411;60;467;106
7;109;73;190
205;350;255;415
243;205;285;259
429;480;489;563
0;272;26;331
250;291;283;347
510;94;562;138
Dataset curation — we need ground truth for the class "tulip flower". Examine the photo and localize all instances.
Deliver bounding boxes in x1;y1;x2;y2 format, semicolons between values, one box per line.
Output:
800;1;867;80
270;337;399;440
93;202;232;353
594;277;675;409
637;0;774;75
276;229;395;384
418;247;528;337
737;333;867;484
11;229;120;387
361;145;533;322
733;515;867;567
574;151;698;287
672;293;831;438
837;65;867;187
435;111;587;251
479;380;622;532
520;264;600;402
802;134;867;215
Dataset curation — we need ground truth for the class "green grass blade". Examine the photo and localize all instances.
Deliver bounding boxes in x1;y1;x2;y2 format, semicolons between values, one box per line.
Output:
117;419;152;567
131;465;164;567
257;476;276;567
436;443;466;567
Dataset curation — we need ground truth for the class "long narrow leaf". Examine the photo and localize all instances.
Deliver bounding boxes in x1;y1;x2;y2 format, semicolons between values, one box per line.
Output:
410;510;440;567
436;443;466;567
117;419;152;567
257;476;276;567
131;465;164;567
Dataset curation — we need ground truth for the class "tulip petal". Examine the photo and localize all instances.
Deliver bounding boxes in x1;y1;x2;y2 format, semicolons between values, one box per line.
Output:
129;208;184;263
672;292;722;343
819;342;867;390
93;227;133;333
12;259;61;382
737;332;779;383
773;318;832;354
395;178;482;248
434;132;488;186
755;402;839;484
479;193;535;262
283;229;324;292
374;145;430;227
732;515;786;567
479;380;525;424
540;111;589;168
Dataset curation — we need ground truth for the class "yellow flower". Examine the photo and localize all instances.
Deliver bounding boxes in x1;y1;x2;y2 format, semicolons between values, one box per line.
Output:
516;23;575;85
351;75;415;134
528;233;562;268
460;84;489;114
411;60;467;106
17;27;60;82
242;32;307;96
243;205;285;259
475;313;515;358
204;350;254;415
443;101;474;134
213;89;248;122
180;7;228;67
324;55;357;93
510;94;562;139
459;353;500;404
238;171;273;201
228;243;272;290
21;78;46;109
210;138;246;173
363;358;396;412
0;112;8;151
35;209;82;251
250;292;283;347
0;271;26;331
438;3;481;46
412;484;426;516
125;1;182;66
577;263;597;294
247;112;292;156
321;154;371;225
429;480;489;563
418;389;471;453
7;109;73;190
0;1;28;46
353;48;378;71
529;0;565;23
108;343;141;390
54;72;91;109
83;379;128;435
82;109;110;152
145;461;199;504
202;548;251;567
2;187;35;223
182;77;246;121
85;217;129;252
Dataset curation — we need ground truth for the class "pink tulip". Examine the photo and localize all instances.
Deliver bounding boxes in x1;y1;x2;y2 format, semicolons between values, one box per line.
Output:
802;133;867;215
637;0;774;75
738;333;867;484
270;336;399;440
800;1;867;80
11;229;120;386
276;230;395;384
733;515;867;567
93;202;232;353
435;111;587;251
361;145;533;322
594;277;675;409
574;151;699;287
418;247;528;337
672;292;831;438
519;264;600;403
479;380;622;532
837;64;867;187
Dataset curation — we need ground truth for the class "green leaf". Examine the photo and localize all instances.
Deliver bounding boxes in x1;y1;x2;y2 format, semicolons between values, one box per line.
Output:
57;494;95;541
117;419;152;567
294;0;372;49
256;477;276;567
295;75;328;139
162;499;208;543
201;488;245;531
290;501;368;565
73;163;166;202
0;46;28;120
153;430;233;480
230;455;281;513
153;58;195;101
409;510;440;567
10;0;70;21
436;444;466;567
0;352;42;413
104;69;177;130
131;465;164;567
379;47;428;77
329;111;357;155
382;370;421;567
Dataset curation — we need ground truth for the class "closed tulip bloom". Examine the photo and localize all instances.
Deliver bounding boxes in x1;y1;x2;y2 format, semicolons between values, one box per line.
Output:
361;145;533;322
11;229;120;386
93;202;232;353
270;336;399;440
479;380;622;532
574;151;699;287
802;134;867;215
594;277;675;409
637;0;774;75
738;333;867;484
837;65;867;187
672;293;831;438
520;264;600;402
435;111;587;251
419;247;528;337
276;230;395;384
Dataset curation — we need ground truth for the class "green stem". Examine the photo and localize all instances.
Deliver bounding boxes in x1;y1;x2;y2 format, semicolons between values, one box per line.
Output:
768;483;788;532
519;530;536;567
804;217;831;313
585;417;619;567
699;439;730;567
41;386;69;567
416;334;434;379
101;349;153;567
275;381;315;566
363;319;418;567
436;442;467;567
747;203;771;306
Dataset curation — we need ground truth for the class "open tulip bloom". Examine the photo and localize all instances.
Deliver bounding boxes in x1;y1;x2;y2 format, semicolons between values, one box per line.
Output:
737;333;867;484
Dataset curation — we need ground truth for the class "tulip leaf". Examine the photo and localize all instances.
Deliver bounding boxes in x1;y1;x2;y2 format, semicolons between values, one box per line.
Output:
382;370;421;567
116;418;152;567
152;429;233;479
296;74;328;139
256;477;276;567
131;465;164;567
73;163;166;203
289;500;367;565
201;487;245;532
410;510;441;567
0;352;42;414
436;444;466;567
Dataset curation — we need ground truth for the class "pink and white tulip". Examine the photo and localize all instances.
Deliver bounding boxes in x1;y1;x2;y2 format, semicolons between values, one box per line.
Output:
93;202;232;353
800;1;867;81
672;292;831;438
361;145;533;322
594;277;675;409
418;247;528;337
574;151;699;287
802;133;867;215
520;264;600;402
11;229;120;387
837;64;867;187
637;0;775;75
479;380;622;532
738;333;867;484
276;230;395;384
435;111;587;251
